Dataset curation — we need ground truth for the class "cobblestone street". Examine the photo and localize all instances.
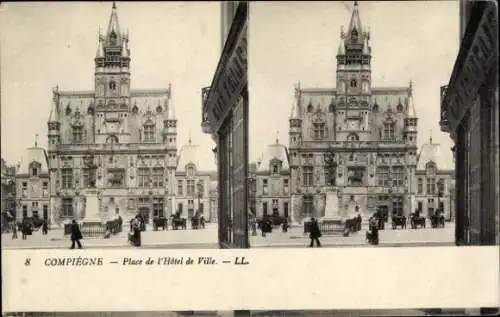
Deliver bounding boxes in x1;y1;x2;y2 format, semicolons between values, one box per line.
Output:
2;222;455;250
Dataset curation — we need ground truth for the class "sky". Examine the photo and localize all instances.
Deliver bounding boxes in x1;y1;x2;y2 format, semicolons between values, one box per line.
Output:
0;1;220;170
249;1;459;163
1;1;459;169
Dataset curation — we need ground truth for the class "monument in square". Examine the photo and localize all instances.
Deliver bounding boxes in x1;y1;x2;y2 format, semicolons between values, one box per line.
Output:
321;147;344;223
82;153;104;224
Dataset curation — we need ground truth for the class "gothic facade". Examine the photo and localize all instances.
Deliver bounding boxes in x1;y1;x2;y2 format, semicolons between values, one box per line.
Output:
47;4;177;225
288;2;418;222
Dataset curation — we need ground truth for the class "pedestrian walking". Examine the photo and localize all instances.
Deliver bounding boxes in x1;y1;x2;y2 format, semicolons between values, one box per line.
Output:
11;223;18;239
42;220;48;235
309;217;322;247
69;219;83;249
131;216;142;247
282;218;289;233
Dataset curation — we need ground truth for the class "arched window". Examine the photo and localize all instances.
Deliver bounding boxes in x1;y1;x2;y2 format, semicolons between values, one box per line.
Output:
328;103;335;113
307;104;313;113
109;81;116;91
350;79;357;88
106;135;119;144
347;133;359;142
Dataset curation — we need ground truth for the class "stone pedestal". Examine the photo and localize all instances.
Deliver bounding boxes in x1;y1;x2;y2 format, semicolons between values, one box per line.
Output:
321;188;342;221
84;189;102;223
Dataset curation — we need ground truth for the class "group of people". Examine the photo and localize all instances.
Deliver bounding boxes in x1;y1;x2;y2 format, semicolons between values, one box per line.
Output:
10;217;49;240
129;214;145;247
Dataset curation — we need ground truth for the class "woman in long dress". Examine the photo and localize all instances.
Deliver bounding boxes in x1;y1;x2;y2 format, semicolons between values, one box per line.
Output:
132;217;141;247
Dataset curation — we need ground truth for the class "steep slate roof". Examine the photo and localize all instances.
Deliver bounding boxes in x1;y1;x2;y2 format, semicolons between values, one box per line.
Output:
416;142;454;171
257;142;290;173
296;87;414;117
176;141;216;173
18;147;49;175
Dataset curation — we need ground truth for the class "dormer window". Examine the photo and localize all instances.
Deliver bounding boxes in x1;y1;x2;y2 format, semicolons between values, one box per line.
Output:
110;31;117;45
426;161;437;175
351;28;358;42
270;159;282;175
186;164;196;178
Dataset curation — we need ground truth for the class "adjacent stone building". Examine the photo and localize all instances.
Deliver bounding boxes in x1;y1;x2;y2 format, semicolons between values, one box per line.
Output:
47;3;177;225
440;0;499;246
1;158;17;229
289;2;418;223
255;139;291;220
15;143;50;222
174;139;217;220
414;137;455;219
201;1;249;248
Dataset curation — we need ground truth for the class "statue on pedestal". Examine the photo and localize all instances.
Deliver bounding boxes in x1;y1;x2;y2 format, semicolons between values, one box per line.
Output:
83;153;97;188
324;147;338;186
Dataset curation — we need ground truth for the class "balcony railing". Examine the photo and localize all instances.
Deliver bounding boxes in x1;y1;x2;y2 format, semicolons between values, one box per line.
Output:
301;140;407;150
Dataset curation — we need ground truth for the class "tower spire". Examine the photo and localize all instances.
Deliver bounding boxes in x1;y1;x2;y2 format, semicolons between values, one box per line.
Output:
105;1;121;46
167;83;176;120
429;129;433;144
35;134;39;148
276;131;280;144
188;129;192;145
290;82;300;119
346;0;363;45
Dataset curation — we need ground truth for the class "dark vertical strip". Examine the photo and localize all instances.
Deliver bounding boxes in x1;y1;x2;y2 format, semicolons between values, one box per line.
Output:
480;87;492;245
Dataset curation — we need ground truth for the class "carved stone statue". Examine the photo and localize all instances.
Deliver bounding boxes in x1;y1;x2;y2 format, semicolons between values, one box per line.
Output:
324;148;338;186
84;153;97;188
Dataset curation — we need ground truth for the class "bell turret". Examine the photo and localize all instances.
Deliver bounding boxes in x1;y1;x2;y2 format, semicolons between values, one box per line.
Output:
404;80;418;147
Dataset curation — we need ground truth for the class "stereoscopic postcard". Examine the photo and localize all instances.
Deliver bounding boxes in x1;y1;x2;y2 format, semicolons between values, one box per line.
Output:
1;1;498;316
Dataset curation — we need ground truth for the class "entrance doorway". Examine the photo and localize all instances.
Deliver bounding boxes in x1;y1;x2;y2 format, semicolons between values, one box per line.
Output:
138;207;150;224
377;205;389;222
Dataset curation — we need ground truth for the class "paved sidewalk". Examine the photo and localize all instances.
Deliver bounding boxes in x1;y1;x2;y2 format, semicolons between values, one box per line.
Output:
2;222;455;250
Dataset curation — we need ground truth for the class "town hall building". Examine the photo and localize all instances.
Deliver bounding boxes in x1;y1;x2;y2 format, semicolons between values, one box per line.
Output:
47;3;177;225
288;2;419;223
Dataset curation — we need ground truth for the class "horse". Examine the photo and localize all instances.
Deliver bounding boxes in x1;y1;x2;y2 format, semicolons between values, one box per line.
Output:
392;215;407;230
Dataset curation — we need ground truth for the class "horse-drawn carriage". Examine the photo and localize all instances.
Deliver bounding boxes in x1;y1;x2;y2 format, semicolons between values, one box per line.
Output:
152;216;168;231
171;213;187;230
430;211;445;228
392;215;407;230
343;215;362;236
410;212;426;229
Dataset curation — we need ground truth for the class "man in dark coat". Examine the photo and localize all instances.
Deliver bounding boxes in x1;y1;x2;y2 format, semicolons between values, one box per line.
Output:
42;219;48;235
309;218;322;247
69;219;83;249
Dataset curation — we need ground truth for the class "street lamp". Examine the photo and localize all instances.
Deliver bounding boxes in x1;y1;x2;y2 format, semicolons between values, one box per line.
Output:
197;180;203;218
437;179;444;217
